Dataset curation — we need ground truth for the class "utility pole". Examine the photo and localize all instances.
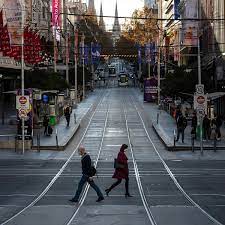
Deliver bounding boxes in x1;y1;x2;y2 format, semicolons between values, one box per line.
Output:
157;0;162;106
148;42;151;78
82;33;85;100
54;26;57;73
66;26;69;97
74;26;78;105
91;42;94;90
197;0;203;155
21;1;25;154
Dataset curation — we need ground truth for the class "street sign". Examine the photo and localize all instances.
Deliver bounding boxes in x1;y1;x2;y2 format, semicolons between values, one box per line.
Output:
16;95;30;110
18;108;28;119
194;93;207;116
195;84;204;94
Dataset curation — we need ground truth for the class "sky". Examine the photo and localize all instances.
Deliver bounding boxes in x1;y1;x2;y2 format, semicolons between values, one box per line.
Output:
85;0;144;31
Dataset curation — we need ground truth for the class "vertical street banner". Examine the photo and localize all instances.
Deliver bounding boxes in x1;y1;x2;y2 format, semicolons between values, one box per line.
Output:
0;11;3;52
3;0;22;46
91;43;101;65
145;43;156;65
79;44;89;65
150;42;156;65
52;0;61;41
145;43;151;63
182;0;198;47
144;77;158;102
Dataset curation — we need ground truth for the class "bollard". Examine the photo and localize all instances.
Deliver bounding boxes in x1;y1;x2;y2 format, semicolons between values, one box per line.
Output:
173;129;176;150
55;129;59;150
74;112;76;124
15;136;17;152
157;112;159;124
213;137;217;152
191;134;195;152
37;133;40;152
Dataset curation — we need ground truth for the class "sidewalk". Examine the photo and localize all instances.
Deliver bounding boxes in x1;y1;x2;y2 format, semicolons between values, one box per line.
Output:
32;91;100;150
0;90;101;151
133;89;225;151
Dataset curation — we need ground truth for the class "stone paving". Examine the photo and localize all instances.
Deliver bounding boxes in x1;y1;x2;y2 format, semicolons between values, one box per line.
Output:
132;89;225;151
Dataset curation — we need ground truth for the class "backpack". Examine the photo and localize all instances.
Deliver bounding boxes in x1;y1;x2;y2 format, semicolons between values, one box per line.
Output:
89;166;97;177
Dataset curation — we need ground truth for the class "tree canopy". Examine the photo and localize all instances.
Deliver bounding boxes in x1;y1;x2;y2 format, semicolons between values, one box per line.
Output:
123;7;158;46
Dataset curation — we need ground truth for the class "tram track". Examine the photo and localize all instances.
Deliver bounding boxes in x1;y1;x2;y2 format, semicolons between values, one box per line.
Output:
1;87;224;225
122;96;157;225
65;93;110;225
127;89;223;225
0;90;110;225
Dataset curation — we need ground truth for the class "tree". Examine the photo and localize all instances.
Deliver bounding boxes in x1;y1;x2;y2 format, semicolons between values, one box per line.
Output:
24;70;69;91
161;66;213;97
115;35;137;62
123;7;158;46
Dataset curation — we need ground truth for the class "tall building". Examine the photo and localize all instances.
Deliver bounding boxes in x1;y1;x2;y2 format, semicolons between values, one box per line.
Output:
88;0;96;16
145;0;157;9
112;1;121;43
99;2;105;31
158;0;181;67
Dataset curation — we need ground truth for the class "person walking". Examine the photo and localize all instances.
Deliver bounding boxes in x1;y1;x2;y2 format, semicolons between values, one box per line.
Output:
64;105;71;127
203;114;211;140
43;114;49;136
105;144;132;198
176;114;187;143
69;146;104;203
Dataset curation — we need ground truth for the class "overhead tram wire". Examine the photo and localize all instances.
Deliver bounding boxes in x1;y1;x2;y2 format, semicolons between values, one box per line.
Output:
1;8;225;21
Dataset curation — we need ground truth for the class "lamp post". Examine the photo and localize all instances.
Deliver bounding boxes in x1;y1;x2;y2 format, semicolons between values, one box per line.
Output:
197;0;203;155
21;0;25;154
81;33;85;100
65;26;69;97
74;26;78;105
157;0;162;106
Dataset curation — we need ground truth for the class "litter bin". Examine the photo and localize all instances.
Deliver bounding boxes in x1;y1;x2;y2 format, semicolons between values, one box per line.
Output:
196;125;204;139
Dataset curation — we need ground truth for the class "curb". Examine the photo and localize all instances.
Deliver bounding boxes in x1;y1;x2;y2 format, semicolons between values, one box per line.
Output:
152;123;225;151
32;123;80;151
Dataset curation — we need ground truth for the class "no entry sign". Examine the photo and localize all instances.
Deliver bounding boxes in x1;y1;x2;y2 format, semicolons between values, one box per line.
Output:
16;95;30;110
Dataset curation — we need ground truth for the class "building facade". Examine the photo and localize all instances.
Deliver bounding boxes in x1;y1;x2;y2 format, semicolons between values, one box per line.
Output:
158;0;181;72
145;0;157;9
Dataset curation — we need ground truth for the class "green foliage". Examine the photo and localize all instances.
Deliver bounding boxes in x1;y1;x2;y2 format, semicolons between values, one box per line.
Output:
25;70;69;91
115;35;137;62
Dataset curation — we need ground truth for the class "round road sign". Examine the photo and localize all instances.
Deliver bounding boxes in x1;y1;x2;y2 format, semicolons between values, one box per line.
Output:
197;96;205;104
18;109;27;119
19;96;27;105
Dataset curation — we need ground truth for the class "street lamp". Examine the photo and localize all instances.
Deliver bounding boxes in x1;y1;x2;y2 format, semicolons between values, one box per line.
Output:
81;33;85;100
67;18;78;105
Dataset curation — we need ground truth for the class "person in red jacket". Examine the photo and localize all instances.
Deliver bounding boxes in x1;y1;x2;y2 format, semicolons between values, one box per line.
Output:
105;144;132;197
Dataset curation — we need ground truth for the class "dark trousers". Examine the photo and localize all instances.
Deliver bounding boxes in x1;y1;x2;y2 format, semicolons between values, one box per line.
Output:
108;178;129;194
73;175;103;201
65;115;70;126
203;127;211;140
177;128;185;142
216;126;221;138
44;125;48;135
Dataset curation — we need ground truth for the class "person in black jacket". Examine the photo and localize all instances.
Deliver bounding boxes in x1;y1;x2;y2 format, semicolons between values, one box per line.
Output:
43;114;49;136
176;114;187;143
69;146;104;203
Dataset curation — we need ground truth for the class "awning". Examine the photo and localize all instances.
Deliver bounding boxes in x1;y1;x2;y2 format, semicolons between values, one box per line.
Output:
207;92;225;100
